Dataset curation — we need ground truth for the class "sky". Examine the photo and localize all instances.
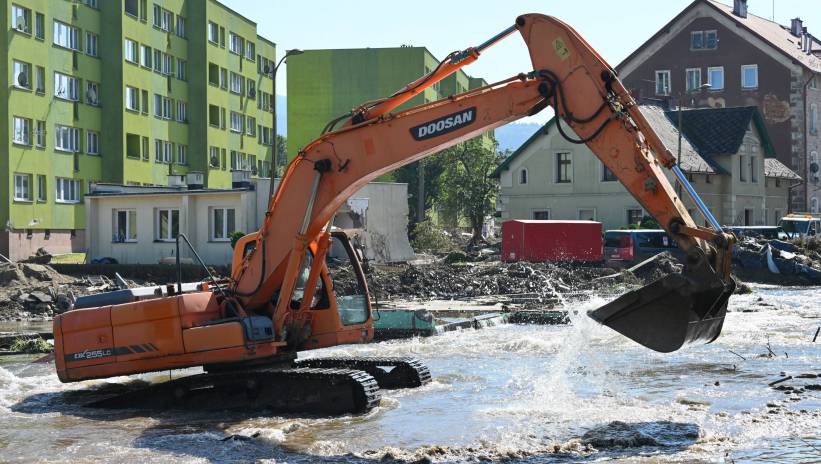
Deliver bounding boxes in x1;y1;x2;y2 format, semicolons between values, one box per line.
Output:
223;0;821;123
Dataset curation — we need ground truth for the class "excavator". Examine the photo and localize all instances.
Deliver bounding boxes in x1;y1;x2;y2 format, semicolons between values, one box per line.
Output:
52;14;736;415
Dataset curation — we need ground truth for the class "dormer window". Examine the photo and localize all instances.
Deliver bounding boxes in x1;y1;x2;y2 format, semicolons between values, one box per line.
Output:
691;30;718;50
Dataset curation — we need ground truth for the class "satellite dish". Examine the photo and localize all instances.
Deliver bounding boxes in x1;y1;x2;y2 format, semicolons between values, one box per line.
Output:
17;71;28;88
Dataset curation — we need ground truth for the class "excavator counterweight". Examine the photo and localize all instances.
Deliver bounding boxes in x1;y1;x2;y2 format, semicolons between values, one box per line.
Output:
52;13;736;416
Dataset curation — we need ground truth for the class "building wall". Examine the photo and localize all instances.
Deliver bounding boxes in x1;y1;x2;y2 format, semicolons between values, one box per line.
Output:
619;2;818;211
497;122;785;231
2;0;277;259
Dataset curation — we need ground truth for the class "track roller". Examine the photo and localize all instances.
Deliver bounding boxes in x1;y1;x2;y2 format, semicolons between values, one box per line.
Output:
295;356;431;389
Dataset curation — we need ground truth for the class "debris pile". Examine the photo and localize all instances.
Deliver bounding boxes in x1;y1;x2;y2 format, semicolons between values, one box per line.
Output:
733;237;821;285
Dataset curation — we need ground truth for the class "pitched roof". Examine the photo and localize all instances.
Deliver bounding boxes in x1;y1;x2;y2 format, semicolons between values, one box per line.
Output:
668;106;776;157
618;0;821;74
765;158;802;180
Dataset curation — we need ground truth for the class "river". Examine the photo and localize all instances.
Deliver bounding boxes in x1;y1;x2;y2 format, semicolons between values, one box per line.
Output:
0;284;819;463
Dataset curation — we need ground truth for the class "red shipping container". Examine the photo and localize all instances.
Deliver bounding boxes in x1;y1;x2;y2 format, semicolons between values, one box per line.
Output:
501;220;603;263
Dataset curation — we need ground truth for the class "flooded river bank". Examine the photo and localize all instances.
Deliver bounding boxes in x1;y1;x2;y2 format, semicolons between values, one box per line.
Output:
1;284;819;463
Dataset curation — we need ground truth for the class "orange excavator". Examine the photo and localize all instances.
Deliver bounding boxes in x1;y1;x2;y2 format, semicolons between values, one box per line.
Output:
53;14;735;414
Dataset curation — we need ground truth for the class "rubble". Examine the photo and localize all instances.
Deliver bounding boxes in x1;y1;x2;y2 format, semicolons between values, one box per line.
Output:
732;237;821;285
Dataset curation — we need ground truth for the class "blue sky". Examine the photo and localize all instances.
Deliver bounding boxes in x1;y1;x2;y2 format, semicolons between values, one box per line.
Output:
223;0;821;123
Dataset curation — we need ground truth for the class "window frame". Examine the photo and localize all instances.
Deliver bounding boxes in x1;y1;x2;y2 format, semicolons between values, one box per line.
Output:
86;80;100;106
229;72;244;94
53;20;80;50
655;70;671;96
53;72;80;101
86;130;100;155
532;210;550;220
55;177;81;204
601;161;617;182
54;125;81;153
707;66;724;90
704;30;718;49
125;85;140;112
690;31;704;50
85;31;99;57
124;0;139;18
14;173;33;202
176;15;186;38
207;22;219;44
12;116;32;146
176;144;187;165
211;207;236;241
35;120;46;148
519;168;528;185
11;4;32;34
556;152;572;183
152;4;172;32
741;64;758;89
176;100;187;122
228;32;243;55
229;111;244;133
685;68;702;92
12;60;31;90
155;208;180;242
626;208;643;226
36;175;47;202
112;209;138;243
124;38;139;63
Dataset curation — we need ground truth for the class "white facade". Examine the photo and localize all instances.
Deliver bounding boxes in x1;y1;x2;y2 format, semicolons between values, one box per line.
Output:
85;178;414;265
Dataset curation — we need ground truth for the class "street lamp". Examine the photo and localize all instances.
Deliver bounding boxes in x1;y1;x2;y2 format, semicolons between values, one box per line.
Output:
675;83;711;197
265;48;303;199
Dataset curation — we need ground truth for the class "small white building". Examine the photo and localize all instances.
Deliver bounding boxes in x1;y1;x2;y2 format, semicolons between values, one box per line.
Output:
84;173;414;265
493;105;801;231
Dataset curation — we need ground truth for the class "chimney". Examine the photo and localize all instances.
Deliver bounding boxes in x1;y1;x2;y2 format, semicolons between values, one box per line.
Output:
791;18;803;37
733;0;748;18
802;27;809;52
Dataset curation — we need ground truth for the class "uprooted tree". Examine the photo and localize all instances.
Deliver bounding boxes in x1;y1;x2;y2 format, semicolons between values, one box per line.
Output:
436;137;501;244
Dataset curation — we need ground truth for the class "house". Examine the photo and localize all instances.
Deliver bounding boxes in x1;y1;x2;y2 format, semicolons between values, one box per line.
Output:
84;174;414;265
492;105;801;231
617;0;820;212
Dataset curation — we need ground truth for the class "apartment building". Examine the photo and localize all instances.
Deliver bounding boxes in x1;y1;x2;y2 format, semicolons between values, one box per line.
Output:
618;0;820;213
2;0;276;260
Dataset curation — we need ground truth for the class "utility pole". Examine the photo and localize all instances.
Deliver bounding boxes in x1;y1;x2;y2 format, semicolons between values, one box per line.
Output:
417;161;425;223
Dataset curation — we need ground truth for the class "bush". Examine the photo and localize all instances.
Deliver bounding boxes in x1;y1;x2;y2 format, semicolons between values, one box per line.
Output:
10;337;52;354
230;231;246;249
410;220;456;254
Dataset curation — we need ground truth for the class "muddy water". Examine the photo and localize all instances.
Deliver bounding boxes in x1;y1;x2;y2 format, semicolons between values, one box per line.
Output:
1;285;819;463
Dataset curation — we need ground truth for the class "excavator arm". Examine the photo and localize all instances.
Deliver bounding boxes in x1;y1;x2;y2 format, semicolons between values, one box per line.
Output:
231;14;736;353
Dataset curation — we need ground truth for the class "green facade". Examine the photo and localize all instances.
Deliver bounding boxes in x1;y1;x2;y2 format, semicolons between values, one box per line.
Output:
2;0;274;249
286;47;490;161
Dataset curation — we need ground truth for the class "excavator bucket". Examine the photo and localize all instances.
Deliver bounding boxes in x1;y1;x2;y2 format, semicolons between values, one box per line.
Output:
588;265;735;353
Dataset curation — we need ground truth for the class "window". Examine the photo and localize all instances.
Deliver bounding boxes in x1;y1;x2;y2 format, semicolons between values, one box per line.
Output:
246;41;255;60
705;30;717;49
37;175;46;202
142;136;149;160
686;68;701;91
35;120;45;147
811;76;818;90
34;12;44;39
124;38;138;63
154;139;172;163
207;22;219;43
12;4;31;33
113;210;137;242
54;72;79;101
125;86;139;111
141;90;149;114
750;155;757;183
176;58;186;80
811;103;818;134
55;125;80;152
177;144;187;165
739;155;747;182
707;67;724;90
259;56;274;76
220;68;228;89
220;27;225;48
55;178;80;203
533;211;550;220
691;31;704;50
229;72;243;94
208;104;220;127
177;101;187;122
153;94;172;119
12;60;31;89
655;70;670;96
627;209;643;226
126;133;140;158
86;81;100;106
32;66;44;94
230;111;244;132
86;32;98;57
741;64;758;89
209;146;220;168
84;0;98;7
156;208;179;241
87;131;100;155
125;0;138;17
14;174;32;201
556;152;572;183
228;32;243;54
246;116;256;136
53;21;79;50
211;208;236;240
208;63;219;85
161;52;173;75
153;5;172;32
140;45;152;68
176;15;186;38
578;209;596;221
247;80;256;99
13;116;31;146
519;168;528;184
602;162;617;181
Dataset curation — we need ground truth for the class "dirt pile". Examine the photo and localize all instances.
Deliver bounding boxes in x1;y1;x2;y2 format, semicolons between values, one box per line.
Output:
733;237;821;285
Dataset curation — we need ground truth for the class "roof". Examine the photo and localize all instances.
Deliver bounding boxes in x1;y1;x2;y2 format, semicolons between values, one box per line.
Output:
765;158;802;180
668;106;776;157
618;0;821;74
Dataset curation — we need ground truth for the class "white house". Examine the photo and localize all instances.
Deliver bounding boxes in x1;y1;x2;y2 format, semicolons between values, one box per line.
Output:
84;173;414;265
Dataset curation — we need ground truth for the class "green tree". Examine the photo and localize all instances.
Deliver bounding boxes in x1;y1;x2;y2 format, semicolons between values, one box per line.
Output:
437;137;500;243
275;135;288;176
393;158;447;227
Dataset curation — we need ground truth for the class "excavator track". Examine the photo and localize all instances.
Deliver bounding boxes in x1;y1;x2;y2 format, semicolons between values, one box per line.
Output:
88;367;381;415
295;357;432;389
